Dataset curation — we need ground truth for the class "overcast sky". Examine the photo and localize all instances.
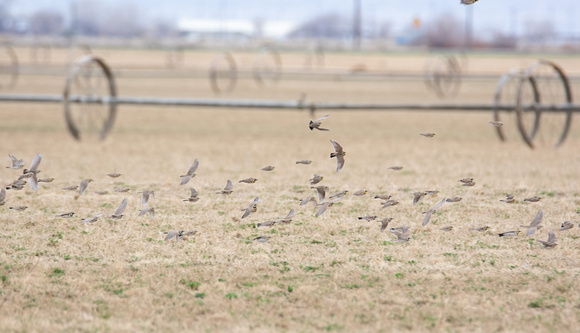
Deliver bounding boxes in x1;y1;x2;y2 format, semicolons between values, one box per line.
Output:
7;0;579;38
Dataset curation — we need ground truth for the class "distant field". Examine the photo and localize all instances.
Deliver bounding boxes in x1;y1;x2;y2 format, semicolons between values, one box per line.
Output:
1;48;580;332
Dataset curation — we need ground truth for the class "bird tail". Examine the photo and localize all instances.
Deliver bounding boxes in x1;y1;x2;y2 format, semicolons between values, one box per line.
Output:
309;121;314;130
330;153;336;158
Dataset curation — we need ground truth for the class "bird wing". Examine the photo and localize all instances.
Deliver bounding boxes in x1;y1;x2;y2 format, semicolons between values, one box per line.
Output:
526;227;537;236
8;154;18;167
316;187;326;202
530;209;543;227
422;211;433;226
29;153;42;172
413;192;422;205
190;187;198;197
381;219;389;231
30;174;38;191
430;198;447;211
0;187;6;201
180;174;192;186
284;209;295;220
115;198;128;215
187;158;200;176
315;202;330;217
139;209;148;216
253;197;260;204
547;230;557;243
164;230;178;241
330;139;343;153
79;180;89;194
142;192;149;206
149;208;155;218
336;155;345;173
315;115;329;123
224;179;233;191
400;226;411;239
241;208;251;219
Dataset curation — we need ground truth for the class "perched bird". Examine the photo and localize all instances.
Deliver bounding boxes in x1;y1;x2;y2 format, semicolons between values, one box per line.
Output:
139;207;155;218
374;194;392;200
6;154;24;169
261;165;275;171
257;220;277;228
62;185;79;191
0;187;5;205
253;236;271;243
23;153;42;191
279;209;295;224
470;226;490;232
315;198;341;217
56;212;75;218
37;177;54;183
422;198;447;226
488;121;504;127
446;196;462;203
164;230;197;241
388;166;403;171
140;190;155;206
299;196;317;207
499;230;520;237
537;231;557;249
311;185;329;203
241;197;259;219
440;226;454;232
79;179;94;195
353;189;368;196
216;180;234;194
94;190;109;195
390;225;411;242
10;206;27;211
309;115;330;131
81;214;102;223
524;196;542;203
309;174;324;185
413;191;427;205
329;140;346;172
379;217;393;231
296;160;312;165
381;199;399;209
183;187;200;202
110;198;128;219
329;190;348;200
460;0;478;5
107;173;122;178
358;215;377;222
560;221;574;231
420;133;436;138
180;158;199;185
520;209;543;236
500;194;515;203
239;178;258;184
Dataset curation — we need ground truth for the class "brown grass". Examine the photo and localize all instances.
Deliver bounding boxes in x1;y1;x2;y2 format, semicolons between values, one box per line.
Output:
1;49;580;332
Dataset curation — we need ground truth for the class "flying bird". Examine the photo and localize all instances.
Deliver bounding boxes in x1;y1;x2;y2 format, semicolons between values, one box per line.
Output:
216;180;234;194
279;209;295;224
381;199;399;209
420;133;436;138
239;178;258;184
164;230;197;241
23;153;42;191
78;179;94;195
56;212;75;218
500;194;515;203
311;185;329;203
139;207;155;218
489;121;504;127
241;197;259;219
38;177;54;183
560;221;574;231
358;215;377;222
329;190;348;200
374;194;392;200
110;198;128;219
114;187;131;193
446;196;462;203
352;189;367;196
107;173;122;178
499;230;520;237
299;196;317;206
261;165;275;171
309;115;330;131
520;209;543;236
422;198;447;226
81;214;102;223
140;190;155;206
440;226;454;232
184;187;200;202
10;206;27;211
460;0;478;5
315;198;341;217
390;225;411;242
389;166;403;171
180;158;199;185
309;174;324;185
470;226;490;232
253;236;271;243
329;139;346;172
6;154;23;169
296;160;312;165
413;191;427;205
537;231;557;248
62;185;79;191
379;217;393;231
524;196;542;203
94;190;109;195
0;188;6;205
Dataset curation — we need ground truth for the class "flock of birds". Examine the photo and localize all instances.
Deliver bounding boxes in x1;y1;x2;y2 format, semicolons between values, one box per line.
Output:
1;113;576;248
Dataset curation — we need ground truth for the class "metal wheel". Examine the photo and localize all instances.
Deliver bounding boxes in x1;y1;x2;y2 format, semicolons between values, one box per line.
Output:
63;55;117;141
0;45;18;89
253;47;282;88
209;52;237;95
166;46;185;69
424;55;462;99
515;60;573;148
493;69;540;143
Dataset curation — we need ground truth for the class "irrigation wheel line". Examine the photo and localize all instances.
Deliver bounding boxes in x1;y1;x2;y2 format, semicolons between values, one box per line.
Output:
423;55;463;99
252;46;282;88
0;45;19;89
67;44;93;67
63;55;117;141
209;52;237;96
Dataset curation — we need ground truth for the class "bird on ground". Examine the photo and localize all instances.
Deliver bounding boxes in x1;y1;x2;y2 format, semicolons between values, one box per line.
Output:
253;236;271;243
107;173;122;178
10;206;27;211
62;185;79;191
139;207;155;218
94;191;109;195
315;198;341;217
389;166;403;171
279;209;295;224
239;178;258;184
561;221;574;231
329;190;348;200
524;196;542;202
537;231;557;248
110;198;128;219
446;196;462;203
488;121;504;127
81;214;102;223
140;190;155;206
420;133;436;138
520;209;543;236
56;212;75;218
38;177;54;183
499;230;520;237
413;191;427;205
299;196;317;206
358;215;377;222
460;0;478;5
180;158;199;185
261;165;275;171
374;194;392;200
309;174;324;185
309;115;330;131
470;226;490;232
500;194;515;203
164;230;197;241
390;225;411;242
381;199;399;209
184;187;200;202
23;153;42;191
79;179;94;195
216;180;234;194
296;160;312;165
241;197;259;219
311;185;329;203
422;198;447;226
6;154;24;169
329;140;346;172
353;189;367;196
440;226;454;232
379;217;393;231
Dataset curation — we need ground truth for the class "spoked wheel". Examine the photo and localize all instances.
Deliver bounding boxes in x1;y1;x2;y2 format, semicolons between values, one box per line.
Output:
253;47;282;88
493;69;540;143
424;55;462;99
63;55;117;141
515;60;573;149
209;52;237;95
0;45;18;89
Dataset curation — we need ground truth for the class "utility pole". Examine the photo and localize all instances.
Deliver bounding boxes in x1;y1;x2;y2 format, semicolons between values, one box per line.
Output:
353;0;361;51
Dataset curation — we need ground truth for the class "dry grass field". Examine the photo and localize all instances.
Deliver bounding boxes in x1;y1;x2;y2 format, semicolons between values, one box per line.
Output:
1;48;580;332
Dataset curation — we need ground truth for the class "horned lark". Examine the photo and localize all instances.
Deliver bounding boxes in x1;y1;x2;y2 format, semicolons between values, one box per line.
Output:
38;177;54;183
94;190;109;195
470;226;489;232
500;194;515;203
241;197;259;219
309;174;324;185
107;173;122;178
23;153;42;191
140;190;155;206
422;198;447;226
253;236;271;243
300;196;317;206
561;221;574;231
79;179;94;195
0;188;5;205
358;215;377;222
420;133;436;138
458;178;474;184
460;0;478;5
309;115;330;131
426;190;439;196
353;189;367;196
524;196;542;202
330;140;346;173
6;179;26;190
374;194;392;200
81;214;102;223
311;185;329;203
9;206;27;211
164;230;197;241
413;191;427;205
216;180;234;194
6;154;23;169
62;185;79;191
315;198;341;217
440;226;454;232
488;121;504;127
329;190;348;200
519;209;544;236
56;212;75;218
381;199;399;209
279;209;295;224
257;220;277;227
537;231;557;248
180;158;199;185
296;160;312;165
379;217;393;231
390;225;411;242
110;198;128;219
239;178;258;184
114;187;131;193
446;196;462;203
184;187;200;202
389;166;403;171
499;230;520;237
139;207;155;218
261;165;275;171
